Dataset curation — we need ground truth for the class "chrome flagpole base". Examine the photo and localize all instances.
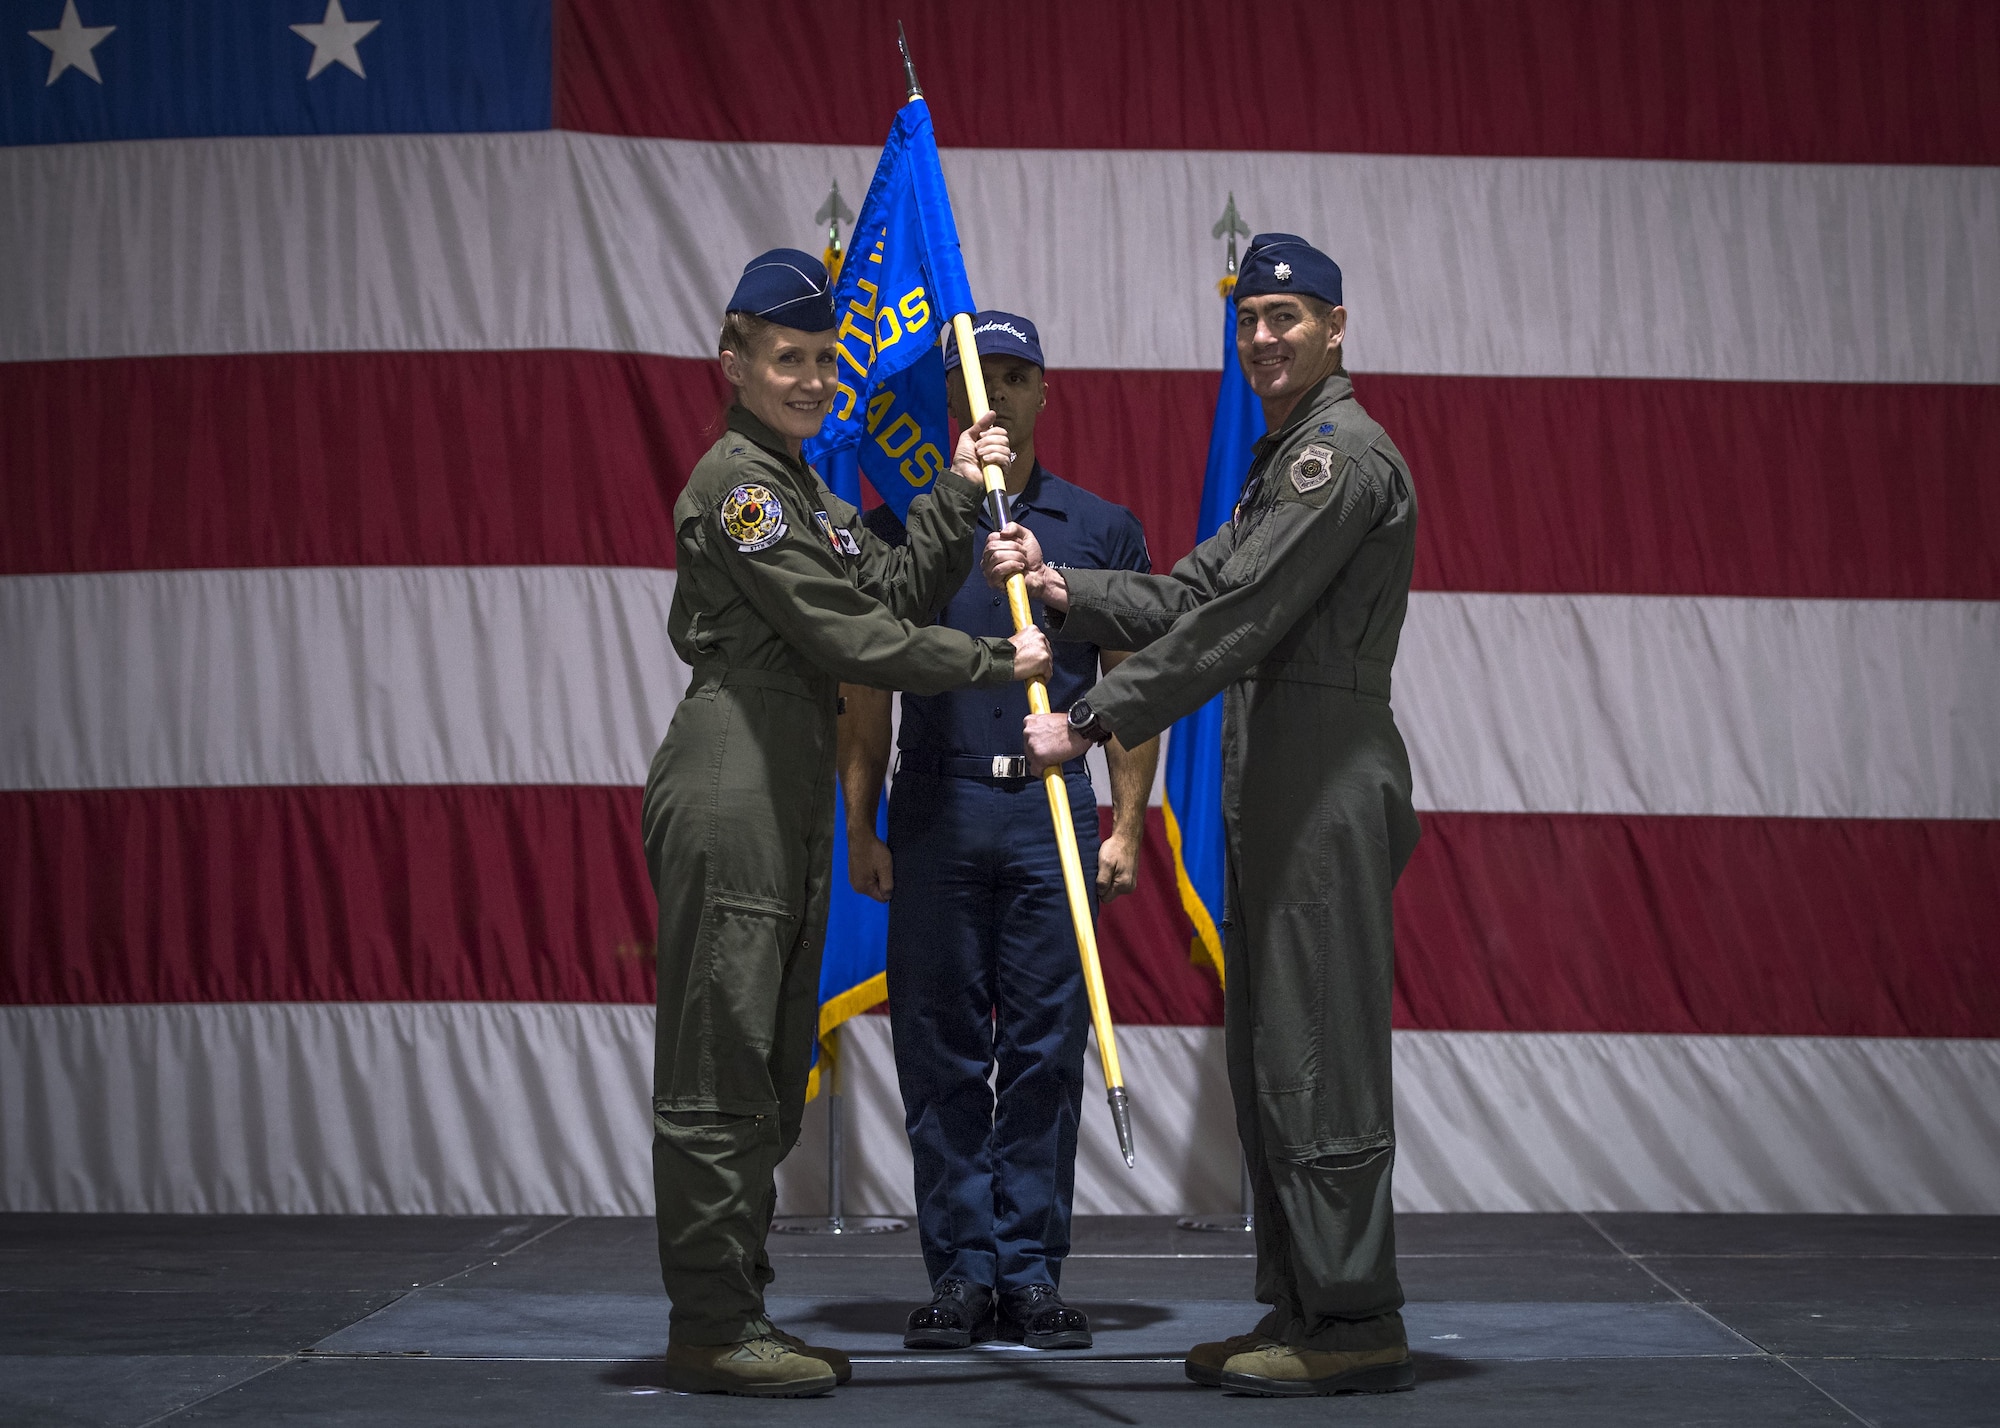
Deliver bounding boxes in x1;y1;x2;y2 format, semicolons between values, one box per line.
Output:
1177;1154;1255;1231
771;1215;908;1236
1174;1213;1253;1233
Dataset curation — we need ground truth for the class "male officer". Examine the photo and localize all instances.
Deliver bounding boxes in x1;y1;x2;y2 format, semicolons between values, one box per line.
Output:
985;237;1421;1397
837;312;1158;1351
648;253;1050;1397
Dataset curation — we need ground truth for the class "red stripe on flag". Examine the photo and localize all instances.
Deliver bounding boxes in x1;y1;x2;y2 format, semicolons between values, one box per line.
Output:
0;786;657;1006
0;352;720;576
1048;372;2000;598
6;791;1995;1038
555;0;2000;165
1393;811;2000;1039
7;354;1996;599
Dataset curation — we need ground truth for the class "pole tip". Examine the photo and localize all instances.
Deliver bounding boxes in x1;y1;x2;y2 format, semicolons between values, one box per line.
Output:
897;21;922;99
1108;1086;1136;1169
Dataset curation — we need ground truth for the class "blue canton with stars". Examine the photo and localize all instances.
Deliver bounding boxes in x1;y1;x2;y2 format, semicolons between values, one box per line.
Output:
4;0;549;147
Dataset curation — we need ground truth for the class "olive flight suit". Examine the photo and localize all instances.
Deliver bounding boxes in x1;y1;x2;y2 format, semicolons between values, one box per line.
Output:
644;405;1018;1347
1056;374;1419;1353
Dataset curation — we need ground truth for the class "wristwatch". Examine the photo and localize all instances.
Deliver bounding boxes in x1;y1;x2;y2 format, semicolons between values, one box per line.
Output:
1067;698;1113;746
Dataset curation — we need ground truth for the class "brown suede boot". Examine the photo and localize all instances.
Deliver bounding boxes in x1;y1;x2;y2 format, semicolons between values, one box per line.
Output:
1184;1331;1281;1387
1219;1342;1415;1396
769;1326;852;1385
662;1335;838;1397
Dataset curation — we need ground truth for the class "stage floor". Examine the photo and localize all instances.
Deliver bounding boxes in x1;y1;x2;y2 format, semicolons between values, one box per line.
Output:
3;1213;1995;1426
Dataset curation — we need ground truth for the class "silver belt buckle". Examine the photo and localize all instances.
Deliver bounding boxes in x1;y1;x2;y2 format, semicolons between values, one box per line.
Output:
992;756;1028;778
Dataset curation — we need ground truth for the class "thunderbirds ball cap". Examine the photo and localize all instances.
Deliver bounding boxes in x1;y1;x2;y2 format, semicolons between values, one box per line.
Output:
943;310;1045;372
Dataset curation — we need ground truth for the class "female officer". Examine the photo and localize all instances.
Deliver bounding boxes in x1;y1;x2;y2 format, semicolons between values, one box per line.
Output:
645;248;1050;1397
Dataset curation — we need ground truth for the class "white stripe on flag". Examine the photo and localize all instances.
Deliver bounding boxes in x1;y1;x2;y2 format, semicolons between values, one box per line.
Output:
5;569;1995;818
1398;592;2000;820
5;1004;1994;1215
4;133;1994;381
1;566;688;791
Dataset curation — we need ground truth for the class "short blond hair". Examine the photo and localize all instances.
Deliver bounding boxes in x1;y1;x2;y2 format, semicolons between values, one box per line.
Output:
717;311;776;359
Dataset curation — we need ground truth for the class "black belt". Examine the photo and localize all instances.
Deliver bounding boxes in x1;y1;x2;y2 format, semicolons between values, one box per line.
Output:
1250;655;1392;701
898;754;1088;781
686;663;823;702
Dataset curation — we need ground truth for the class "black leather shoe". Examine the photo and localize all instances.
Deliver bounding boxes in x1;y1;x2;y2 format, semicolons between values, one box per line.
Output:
998;1284;1093;1349
904;1279;993;1349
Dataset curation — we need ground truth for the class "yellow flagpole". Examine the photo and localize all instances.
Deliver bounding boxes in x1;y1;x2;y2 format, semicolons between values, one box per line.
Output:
951;311;1135;1169
897;22;1133;1167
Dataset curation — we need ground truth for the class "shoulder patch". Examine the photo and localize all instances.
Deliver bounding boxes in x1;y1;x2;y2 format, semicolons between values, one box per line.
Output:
720;483;787;553
1289;443;1339;494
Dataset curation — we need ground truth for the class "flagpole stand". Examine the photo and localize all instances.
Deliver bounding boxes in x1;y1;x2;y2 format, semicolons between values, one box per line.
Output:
1176;1156;1255;1233
773;1024;907;1236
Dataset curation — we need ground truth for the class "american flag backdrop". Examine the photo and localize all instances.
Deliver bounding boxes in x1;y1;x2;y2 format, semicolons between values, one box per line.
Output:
3;0;1997;1215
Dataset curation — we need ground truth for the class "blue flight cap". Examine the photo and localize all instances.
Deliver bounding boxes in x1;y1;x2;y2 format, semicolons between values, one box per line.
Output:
1235;233;1343;308
943;310;1045;372
727;248;837;331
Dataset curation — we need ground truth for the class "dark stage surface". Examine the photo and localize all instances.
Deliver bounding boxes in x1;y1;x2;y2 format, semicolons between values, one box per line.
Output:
2;1213;1996;1426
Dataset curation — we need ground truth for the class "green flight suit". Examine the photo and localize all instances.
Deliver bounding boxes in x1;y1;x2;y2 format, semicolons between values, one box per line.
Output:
1057;374;1419;1353
644;405;1017;1346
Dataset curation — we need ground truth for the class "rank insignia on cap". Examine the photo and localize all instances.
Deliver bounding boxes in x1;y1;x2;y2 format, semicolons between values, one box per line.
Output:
1290;443;1338;494
1274;261;1293;282
721;483;786;552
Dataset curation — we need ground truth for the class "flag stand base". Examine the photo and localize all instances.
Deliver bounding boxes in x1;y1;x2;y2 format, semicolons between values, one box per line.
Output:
770;1026;908;1236
1175;1214;1252;1232
1176;1157;1255;1232
772;1216;908;1236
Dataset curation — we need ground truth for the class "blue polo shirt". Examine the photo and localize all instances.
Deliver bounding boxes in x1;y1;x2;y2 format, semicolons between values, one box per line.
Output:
863;463;1151;764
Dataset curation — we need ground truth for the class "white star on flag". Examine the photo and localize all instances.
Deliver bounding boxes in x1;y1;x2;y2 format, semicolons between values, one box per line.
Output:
291;0;380;80
28;0;114;86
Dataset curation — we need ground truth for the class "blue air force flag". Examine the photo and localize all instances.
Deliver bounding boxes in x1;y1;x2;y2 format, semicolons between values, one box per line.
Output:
806;97;978;1098
1161;291;1266;983
804;97;976;521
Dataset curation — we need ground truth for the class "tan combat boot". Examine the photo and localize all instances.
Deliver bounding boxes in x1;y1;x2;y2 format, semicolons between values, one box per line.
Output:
662;1334;839;1397
769;1326;852;1385
1183;1331;1281;1386
1218;1341;1415;1396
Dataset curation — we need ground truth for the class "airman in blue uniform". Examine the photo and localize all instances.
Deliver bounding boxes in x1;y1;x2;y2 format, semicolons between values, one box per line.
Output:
838;313;1159;1351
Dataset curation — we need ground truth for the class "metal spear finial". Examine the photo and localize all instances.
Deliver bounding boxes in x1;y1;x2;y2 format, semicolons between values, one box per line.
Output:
897;21;922;99
816;179;854;254
1108;1087;1135;1169
1212;192;1251;275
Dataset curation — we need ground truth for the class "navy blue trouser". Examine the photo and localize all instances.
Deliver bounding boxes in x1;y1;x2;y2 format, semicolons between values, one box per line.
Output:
885;769;1099;1295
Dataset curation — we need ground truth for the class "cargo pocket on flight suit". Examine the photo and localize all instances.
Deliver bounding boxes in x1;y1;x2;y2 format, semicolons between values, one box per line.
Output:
692;890;796;1111
1253;900;1330;1154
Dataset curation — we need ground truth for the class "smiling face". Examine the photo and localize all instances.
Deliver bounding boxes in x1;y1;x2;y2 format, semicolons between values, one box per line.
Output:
719;321;840;452
1235;293;1347;418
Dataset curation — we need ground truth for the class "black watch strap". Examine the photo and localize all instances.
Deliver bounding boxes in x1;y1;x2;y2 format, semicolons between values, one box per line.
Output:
1068;699;1113;746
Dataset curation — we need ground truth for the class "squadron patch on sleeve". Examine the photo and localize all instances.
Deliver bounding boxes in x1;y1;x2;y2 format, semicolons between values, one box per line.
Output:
720;484;786;553
1289;443;1339;494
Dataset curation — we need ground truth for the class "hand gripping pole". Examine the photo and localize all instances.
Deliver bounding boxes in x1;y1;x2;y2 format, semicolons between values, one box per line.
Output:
950;312;1135;1168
